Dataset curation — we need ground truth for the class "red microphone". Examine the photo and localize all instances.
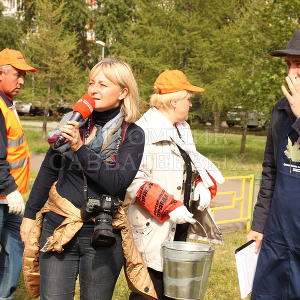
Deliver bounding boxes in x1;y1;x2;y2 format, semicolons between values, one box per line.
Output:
53;94;95;149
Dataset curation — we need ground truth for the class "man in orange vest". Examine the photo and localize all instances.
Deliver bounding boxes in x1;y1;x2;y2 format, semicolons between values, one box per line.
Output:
0;48;36;299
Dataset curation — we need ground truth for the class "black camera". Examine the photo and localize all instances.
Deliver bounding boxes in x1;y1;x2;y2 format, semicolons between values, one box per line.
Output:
81;194;121;248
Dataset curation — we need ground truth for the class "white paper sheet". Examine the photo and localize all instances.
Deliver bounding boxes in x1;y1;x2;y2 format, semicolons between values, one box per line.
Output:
235;240;259;299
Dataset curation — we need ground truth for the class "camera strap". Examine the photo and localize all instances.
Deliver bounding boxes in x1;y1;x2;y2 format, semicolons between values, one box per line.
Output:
82;168;88;202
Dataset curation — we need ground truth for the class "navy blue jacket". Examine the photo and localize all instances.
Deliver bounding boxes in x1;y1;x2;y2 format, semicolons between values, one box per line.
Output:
252;98;300;232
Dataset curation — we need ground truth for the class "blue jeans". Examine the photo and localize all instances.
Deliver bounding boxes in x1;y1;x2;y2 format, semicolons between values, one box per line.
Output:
39;218;124;300
0;205;24;300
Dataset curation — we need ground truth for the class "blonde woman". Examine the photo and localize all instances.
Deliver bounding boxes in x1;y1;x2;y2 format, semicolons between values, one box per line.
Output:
126;70;224;299
20;58;145;300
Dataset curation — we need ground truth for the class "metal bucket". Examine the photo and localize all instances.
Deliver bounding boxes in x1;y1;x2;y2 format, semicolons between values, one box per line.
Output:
162;241;214;300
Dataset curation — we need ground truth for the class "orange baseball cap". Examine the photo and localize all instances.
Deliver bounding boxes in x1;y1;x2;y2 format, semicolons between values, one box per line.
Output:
0;48;37;72
154;69;204;94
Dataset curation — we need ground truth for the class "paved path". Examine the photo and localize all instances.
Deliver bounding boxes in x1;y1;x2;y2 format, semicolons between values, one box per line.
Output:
21;120;58;129
31;153;46;173
212;178;260;231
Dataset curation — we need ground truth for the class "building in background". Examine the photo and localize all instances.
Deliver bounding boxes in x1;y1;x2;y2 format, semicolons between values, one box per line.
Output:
0;0;19;17
0;0;98;17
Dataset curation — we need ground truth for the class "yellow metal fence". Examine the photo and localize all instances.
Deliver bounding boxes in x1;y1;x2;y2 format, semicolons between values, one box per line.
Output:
211;175;257;231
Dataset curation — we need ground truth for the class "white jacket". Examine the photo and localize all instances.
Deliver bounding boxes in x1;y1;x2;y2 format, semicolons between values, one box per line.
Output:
126;108;224;271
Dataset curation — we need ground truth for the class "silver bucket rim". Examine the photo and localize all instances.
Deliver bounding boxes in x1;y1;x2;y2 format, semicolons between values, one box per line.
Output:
162;241;215;253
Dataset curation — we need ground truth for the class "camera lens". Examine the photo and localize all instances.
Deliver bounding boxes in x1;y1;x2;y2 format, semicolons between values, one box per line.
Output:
91;213;116;248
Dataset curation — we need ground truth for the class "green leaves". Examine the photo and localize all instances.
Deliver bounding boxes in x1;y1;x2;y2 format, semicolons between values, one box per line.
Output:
0;13;23;50
10;0;300;128
17;0;85;123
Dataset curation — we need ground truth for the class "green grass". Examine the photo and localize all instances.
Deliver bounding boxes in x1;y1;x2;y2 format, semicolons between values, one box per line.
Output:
24;127;266;177
15;230;249;300
190;122;268;137
204;230;250;300
25;129;49;154
192;129;266;177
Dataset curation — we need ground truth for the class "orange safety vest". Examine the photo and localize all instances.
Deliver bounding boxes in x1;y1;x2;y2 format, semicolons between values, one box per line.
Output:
0;94;30;197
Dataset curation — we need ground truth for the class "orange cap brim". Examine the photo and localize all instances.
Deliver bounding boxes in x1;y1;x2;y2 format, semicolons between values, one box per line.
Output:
157;85;205;94
185;84;205;93
11;62;37;72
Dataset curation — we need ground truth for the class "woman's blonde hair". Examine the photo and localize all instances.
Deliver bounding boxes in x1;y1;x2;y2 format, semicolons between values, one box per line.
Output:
150;90;193;110
89;58;140;122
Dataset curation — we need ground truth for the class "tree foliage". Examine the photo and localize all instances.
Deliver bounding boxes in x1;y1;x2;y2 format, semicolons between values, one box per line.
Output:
18;0;86;137
20;0;91;68
0;3;23;50
8;0;300;150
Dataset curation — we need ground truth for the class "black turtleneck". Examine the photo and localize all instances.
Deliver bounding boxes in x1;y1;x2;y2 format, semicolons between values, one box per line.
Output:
92;106;120;127
24;108;145;229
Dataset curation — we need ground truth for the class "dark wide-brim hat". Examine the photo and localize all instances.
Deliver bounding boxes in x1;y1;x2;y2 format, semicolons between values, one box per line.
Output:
270;30;300;57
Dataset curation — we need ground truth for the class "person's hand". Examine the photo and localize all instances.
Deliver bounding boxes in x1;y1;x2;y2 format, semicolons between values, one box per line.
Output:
59;120;83;151
247;230;263;253
282;75;300;118
6;190;25;215
193;181;211;211
169;205;196;224
20;217;36;243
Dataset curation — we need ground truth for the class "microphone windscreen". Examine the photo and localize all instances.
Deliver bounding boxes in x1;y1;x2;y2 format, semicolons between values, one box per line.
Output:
73;94;95;119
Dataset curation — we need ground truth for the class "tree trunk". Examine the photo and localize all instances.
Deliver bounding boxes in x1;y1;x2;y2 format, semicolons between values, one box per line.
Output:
42;78;51;139
42;108;49;139
213;110;221;133
239;112;248;154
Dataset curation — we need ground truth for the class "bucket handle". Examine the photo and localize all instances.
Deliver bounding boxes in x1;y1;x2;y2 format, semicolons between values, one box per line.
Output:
195;220;211;245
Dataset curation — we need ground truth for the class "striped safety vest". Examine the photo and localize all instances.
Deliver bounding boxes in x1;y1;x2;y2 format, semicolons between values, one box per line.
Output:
0;94;30;197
